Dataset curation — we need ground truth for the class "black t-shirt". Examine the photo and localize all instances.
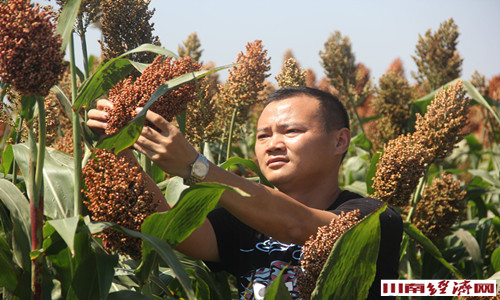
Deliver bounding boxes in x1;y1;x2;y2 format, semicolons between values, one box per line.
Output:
206;190;403;300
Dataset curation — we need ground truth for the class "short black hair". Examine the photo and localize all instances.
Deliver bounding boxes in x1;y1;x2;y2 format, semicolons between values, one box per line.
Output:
266;86;350;132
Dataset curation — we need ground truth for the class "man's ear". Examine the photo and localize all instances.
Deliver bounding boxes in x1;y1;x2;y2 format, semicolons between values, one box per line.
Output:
332;128;350;155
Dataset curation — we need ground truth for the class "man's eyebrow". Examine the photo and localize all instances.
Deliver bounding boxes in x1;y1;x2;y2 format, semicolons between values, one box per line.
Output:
257;123;304;132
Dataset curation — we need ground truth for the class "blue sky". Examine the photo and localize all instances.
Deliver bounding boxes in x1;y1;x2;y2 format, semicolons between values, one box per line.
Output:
63;0;500;85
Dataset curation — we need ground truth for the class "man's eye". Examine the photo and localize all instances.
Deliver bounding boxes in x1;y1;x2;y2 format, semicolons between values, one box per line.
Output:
257;134;269;140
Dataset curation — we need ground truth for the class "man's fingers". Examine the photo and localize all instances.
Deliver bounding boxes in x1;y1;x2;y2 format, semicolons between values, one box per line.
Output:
87;108;108;122
137;108;173;134
96;99;113;110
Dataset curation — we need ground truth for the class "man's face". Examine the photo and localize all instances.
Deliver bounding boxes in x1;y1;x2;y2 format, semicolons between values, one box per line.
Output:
255;95;340;191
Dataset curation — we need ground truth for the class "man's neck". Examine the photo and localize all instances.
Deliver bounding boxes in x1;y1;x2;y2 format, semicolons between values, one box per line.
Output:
280;177;342;210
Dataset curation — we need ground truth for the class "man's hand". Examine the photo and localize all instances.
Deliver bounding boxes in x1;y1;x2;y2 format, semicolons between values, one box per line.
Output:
133;108;199;179
86;99;112;137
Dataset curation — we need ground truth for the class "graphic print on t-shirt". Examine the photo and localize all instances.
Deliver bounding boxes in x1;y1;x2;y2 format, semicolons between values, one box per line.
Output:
239;238;302;299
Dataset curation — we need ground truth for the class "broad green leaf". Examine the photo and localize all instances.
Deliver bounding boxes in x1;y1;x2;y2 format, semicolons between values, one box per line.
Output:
176;110;187;136
491;247;500;272
107;291;156;300
96;253;119;300
164;176;188;207
97;65;232;154
351;133;372;153
55;0;82;52
463;80;500;124
116;226;196;300
403;222;463;279
0;179;31;271
13;144;74;219
264;266;293;300
2;145;13;176
51;85;73;121
129;61;150;73
464;134;483;153
311;204;385;300
0;236;17;291
47;216;80;254
69;252;108;300
365;151;380;195
468;169;500;188
137;183;247;286
454;228;483;266
73;59;134;109
221;156;274;188
0;179;30;240
73;44;180;110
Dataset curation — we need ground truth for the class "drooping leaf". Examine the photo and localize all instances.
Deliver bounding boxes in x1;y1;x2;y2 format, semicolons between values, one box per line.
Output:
1;145;14;176
73;44;180;110
0;236;18;292
221;156;274;188
403;222;463;279
137;183;247;287
455;228;484;266
462;80;500;124
311;204;385;300
0;179;31;271
51;85;73;122
55;0;82;52
96;253;119;300
13;144;74;219
365;151;380;195
47;216;80;254
97;65;232;154
264;266;293;300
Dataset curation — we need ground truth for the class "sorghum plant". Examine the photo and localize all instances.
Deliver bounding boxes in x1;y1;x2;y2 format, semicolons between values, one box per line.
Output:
178;32;203;63
412;18;463;91
105;55;202;135
412;172;466;242
371;65;413;150
275;58;306;88
100;0;160;63
297;210;361;300
82;148;157;259
372;81;469;207
0;0;65;97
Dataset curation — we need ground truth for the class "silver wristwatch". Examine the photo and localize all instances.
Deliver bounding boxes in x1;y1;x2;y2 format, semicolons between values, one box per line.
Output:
184;153;210;186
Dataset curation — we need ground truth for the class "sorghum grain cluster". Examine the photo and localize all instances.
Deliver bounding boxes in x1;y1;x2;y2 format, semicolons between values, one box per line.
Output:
0;0;65;96
105;55;201;135
82;148;157;259
275;58;306;88
413;173;466;242
372;81;469;207
297;210;360;300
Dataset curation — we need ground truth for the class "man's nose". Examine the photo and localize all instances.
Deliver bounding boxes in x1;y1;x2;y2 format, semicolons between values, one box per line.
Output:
266;134;285;152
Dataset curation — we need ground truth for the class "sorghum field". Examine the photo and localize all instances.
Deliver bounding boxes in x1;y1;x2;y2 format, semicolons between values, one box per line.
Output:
0;1;499;299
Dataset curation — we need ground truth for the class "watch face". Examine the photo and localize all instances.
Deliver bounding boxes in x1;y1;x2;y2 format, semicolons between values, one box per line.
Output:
193;159;209;177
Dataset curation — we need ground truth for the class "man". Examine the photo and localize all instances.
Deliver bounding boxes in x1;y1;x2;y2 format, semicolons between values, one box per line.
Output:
87;86;403;299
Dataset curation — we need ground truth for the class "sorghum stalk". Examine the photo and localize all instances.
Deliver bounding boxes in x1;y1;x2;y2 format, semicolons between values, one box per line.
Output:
225;103;240;162
28;95;46;300
70;33;82;216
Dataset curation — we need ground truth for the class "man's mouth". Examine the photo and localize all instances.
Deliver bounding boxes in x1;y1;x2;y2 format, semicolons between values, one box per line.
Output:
266;157;289;168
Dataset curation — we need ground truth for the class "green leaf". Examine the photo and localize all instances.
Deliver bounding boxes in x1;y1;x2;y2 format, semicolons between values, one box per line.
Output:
463;80;500;124
116;227;196;300
454;228;484;266
0;236;18;292
264;266;293;300
137;183;247;285
464;133;483;153
351;133;372;153
69;252;108;300
96;253;119;300
47;216;80;254
365;151;380;195
73;44;180;110
73;59;134;109
19;95;37;123
2;145;13;176
221;156;274;188
51;85;73;122
176;110;187;136
107;291;156;300
164;176;188;207
0;179;31;271
97;65;232;154
129;61;150;73
403;222;463;279
468;170;500;188
13;144;74;219
311;204;385;300
55;0;82;52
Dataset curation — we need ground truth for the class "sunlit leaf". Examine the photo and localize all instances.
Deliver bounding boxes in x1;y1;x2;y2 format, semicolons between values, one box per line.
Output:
221;157;274;188
311;204;385;300
1;145;13;176
455;228;483;266
55;0;82;52
51;85;73;122
403;222;463;279
365;151;380;195
97;65;232;154
264;266;293;300
47;216;80;254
